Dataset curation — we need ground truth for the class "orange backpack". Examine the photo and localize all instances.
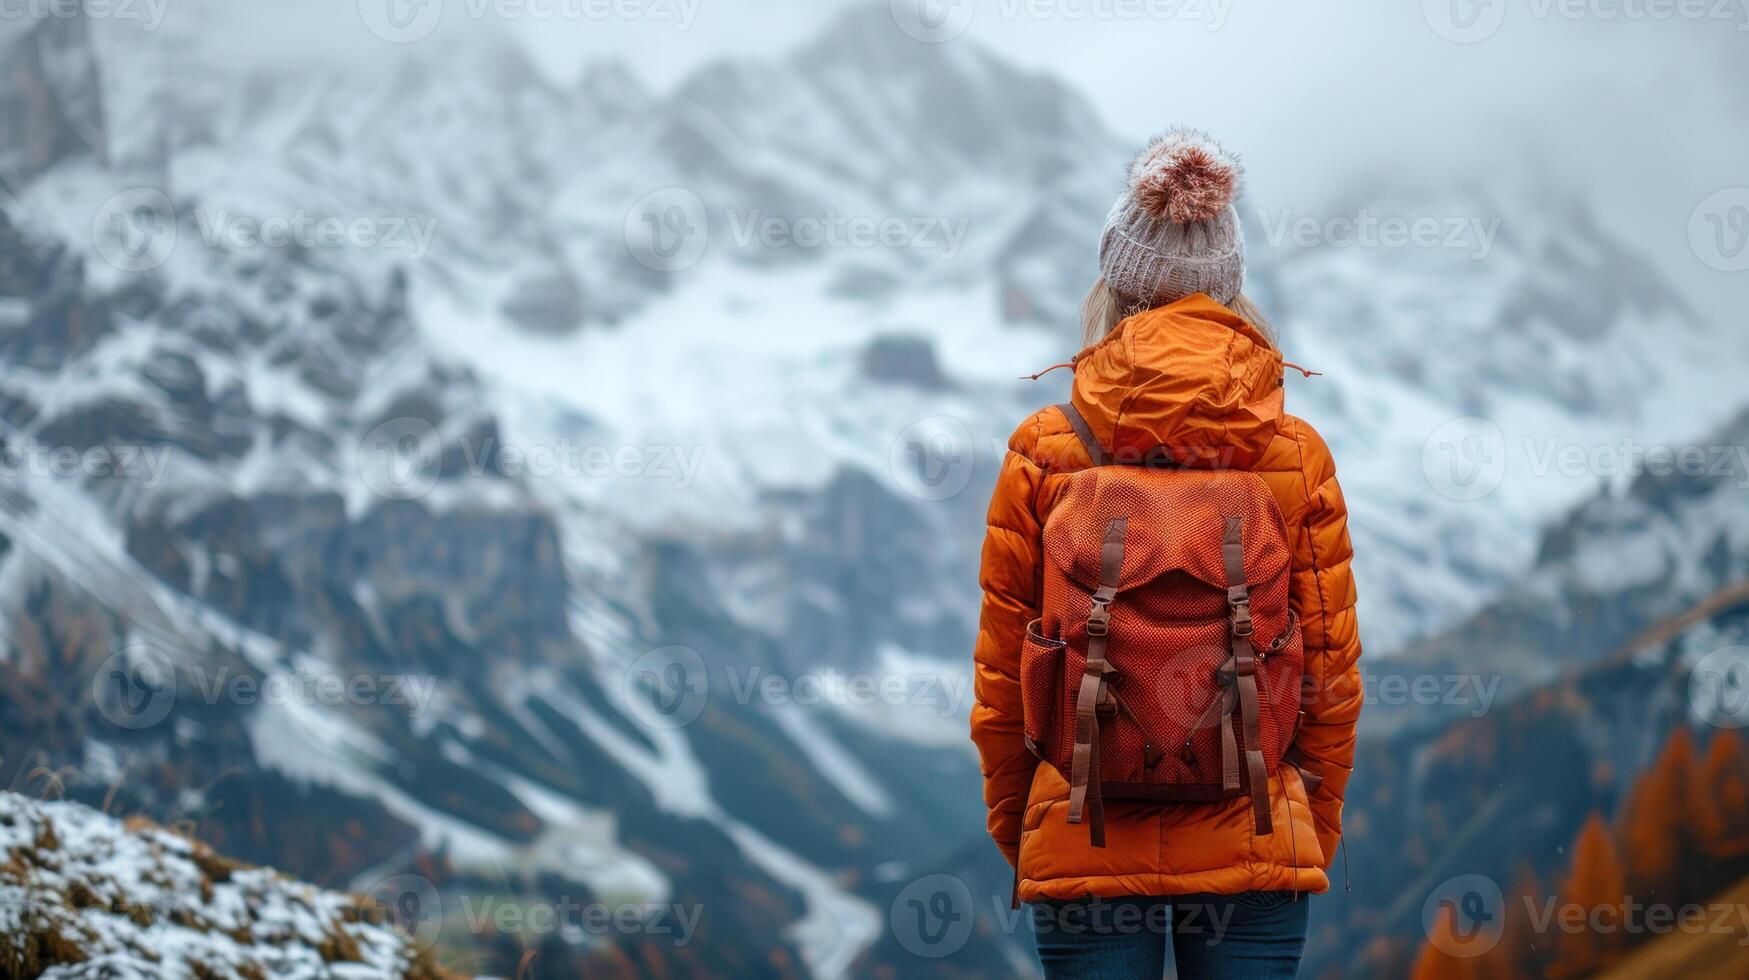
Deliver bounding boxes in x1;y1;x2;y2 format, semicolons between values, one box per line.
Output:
1021;403;1307;847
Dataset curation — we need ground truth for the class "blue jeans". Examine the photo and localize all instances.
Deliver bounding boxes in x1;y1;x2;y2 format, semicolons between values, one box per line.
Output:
1031;893;1308;979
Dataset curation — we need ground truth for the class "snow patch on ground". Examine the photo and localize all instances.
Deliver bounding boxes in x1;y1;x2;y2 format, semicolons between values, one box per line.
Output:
0;791;424;979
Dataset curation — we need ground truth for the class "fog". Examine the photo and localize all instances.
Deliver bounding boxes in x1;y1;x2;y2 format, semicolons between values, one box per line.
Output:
110;0;1746;326
513;0;1749;325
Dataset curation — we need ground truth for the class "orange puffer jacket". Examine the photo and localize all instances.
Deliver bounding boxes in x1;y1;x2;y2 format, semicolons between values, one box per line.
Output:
971;294;1363;901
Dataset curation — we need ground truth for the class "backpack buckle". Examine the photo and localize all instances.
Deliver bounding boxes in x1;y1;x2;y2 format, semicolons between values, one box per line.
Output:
1229;603;1254;638
1086;588;1117;637
1227;586;1254;638
1086;608;1110;637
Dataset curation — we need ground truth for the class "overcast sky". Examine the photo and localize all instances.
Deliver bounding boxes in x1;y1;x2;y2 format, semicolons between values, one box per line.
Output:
111;0;1749;326
498;0;1748;325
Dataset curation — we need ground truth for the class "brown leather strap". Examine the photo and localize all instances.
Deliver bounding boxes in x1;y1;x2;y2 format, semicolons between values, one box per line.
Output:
1057;403;1110;467
1223;516;1273;836
1068;666;1107;840
1222;516;1253;639
1067;517;1127;847
1086;725;1105;847
1219;684;1241;792
1235;651;1271;835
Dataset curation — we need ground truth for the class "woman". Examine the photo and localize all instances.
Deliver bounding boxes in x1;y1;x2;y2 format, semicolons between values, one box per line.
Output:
969;128;1363;978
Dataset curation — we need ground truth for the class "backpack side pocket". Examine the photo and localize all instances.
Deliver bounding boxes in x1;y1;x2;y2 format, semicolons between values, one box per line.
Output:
1020;618;1065;758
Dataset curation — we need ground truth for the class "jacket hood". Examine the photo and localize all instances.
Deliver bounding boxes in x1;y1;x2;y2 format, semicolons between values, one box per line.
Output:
1068;293;1285;470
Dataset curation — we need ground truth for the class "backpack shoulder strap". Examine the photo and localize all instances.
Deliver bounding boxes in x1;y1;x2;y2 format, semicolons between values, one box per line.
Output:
1055;403;1109;467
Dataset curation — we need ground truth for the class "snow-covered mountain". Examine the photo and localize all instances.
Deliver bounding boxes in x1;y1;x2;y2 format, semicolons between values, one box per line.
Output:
1;791;451;979
1308;407;1749;977
1256;179;1740;643
1366;405;1749;734
43;0;1733;649
2;3;1745;977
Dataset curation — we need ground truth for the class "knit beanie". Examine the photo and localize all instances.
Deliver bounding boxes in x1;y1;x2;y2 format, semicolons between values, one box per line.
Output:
1097;128;1245;308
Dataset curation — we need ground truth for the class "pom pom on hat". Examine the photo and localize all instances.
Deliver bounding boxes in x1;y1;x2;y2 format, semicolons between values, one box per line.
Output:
1128;128;1242;224
1098;127;1248;307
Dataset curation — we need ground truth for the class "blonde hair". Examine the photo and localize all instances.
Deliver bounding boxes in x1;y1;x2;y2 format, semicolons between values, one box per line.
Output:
1079;278;1274;348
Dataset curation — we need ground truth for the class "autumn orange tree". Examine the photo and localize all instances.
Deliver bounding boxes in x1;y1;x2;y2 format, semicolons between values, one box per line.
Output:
1614;726;1698;900
1548;813;1628;978
1410;906;1489;980
1698;729;1749;861
1410;723;1749;975
1475;868;1547;980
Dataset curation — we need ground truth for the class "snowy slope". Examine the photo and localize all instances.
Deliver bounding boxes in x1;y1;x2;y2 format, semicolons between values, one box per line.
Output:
0;791;448;979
